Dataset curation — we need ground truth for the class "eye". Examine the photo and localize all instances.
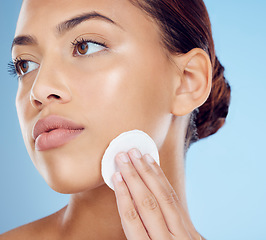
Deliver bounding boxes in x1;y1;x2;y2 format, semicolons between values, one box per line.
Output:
15;59;39;77
72;39;107;56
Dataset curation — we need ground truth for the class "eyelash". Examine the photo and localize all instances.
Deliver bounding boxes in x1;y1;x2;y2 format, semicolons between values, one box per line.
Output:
71;37;108;55
8;58;21;78
8;38;108;78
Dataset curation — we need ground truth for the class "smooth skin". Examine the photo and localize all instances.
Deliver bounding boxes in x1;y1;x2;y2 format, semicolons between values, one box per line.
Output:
1;0;212;239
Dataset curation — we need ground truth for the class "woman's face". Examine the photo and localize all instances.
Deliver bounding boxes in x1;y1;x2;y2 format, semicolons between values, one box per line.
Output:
13;0;177;193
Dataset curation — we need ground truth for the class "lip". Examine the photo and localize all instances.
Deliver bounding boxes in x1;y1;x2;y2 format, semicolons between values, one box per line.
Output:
33;115;85;151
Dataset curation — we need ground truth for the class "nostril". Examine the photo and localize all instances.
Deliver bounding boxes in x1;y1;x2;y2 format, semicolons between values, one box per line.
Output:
31;94;61;109
34;99;42;107
48;94;61;99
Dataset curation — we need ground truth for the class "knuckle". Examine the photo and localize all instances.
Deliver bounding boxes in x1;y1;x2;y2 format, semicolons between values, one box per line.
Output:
124;208;139;222
161;191;176;205
127;169;139;179
170;190;180;203
142;195;158;210
141;165;153;175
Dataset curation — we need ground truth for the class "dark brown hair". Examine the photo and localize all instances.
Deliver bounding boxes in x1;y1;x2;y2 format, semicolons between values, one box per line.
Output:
130;0;231;148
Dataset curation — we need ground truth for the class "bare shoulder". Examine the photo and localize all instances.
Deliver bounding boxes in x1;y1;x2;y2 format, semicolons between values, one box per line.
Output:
0;206;66;240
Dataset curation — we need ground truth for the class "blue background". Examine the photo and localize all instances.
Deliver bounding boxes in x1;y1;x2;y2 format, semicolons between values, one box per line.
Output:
0;1;265;239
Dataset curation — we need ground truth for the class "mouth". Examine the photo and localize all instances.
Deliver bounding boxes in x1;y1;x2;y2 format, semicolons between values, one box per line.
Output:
33;115;85;151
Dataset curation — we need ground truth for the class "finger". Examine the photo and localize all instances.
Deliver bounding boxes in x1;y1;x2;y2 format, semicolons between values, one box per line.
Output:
115;152;173;240
127;149;190;238
112;172;150;240
145;153;200;238
143;153;203;240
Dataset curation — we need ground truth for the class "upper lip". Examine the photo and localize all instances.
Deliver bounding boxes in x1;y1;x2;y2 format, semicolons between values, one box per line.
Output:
33;115;85;141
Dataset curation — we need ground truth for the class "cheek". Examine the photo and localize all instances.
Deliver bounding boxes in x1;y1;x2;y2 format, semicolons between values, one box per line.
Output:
16;86;33;143
16;83;42;172
70;51;171;147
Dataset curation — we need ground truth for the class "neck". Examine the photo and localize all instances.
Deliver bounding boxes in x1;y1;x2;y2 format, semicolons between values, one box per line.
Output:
61;185;126;239
59;115;193;239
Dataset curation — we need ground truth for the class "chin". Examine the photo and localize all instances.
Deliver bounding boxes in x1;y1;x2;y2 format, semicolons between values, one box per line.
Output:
43;168;105;194
29;146;105;194
47;177;105;194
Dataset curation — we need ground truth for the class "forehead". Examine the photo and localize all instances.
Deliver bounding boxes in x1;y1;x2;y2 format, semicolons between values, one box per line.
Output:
16;0;156;36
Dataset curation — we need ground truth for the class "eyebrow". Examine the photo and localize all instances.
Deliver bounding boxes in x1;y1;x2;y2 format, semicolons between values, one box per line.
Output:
11;35;38;51
11;11;122;52
56;11;123;35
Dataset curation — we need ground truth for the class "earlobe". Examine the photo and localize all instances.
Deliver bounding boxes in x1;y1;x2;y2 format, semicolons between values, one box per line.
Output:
171;48;212;116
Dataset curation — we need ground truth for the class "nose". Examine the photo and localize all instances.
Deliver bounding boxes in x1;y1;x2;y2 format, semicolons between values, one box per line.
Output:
30;64;71;110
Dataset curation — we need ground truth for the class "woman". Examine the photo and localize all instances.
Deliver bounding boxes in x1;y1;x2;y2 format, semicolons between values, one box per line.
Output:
2;0;230;239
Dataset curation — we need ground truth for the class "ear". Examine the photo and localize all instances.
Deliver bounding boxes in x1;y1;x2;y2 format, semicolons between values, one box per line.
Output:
170;48;212;116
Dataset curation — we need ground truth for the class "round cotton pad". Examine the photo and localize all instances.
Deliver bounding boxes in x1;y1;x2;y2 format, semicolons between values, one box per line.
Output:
101;130;160;190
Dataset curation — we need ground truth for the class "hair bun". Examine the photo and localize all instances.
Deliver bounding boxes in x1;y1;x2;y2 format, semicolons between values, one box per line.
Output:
196;56;231;139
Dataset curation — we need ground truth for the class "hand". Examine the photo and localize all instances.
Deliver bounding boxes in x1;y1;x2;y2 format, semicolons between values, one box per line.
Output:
111;148;203;240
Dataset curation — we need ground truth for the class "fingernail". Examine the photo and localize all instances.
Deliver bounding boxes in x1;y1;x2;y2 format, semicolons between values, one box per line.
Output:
130;148;142;159
118;153;129;163
145;154;155;164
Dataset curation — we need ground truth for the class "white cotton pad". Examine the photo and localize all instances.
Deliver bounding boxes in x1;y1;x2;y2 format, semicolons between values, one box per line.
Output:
101;130;160;190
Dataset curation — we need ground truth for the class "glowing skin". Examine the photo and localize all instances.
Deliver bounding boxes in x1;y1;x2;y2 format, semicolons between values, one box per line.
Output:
5;0;212;239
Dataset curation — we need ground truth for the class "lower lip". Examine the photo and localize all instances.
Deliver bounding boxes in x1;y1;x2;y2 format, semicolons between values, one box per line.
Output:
35;128;84;151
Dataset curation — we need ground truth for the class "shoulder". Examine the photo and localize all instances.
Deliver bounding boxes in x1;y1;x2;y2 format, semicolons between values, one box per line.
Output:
0;206;66;240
